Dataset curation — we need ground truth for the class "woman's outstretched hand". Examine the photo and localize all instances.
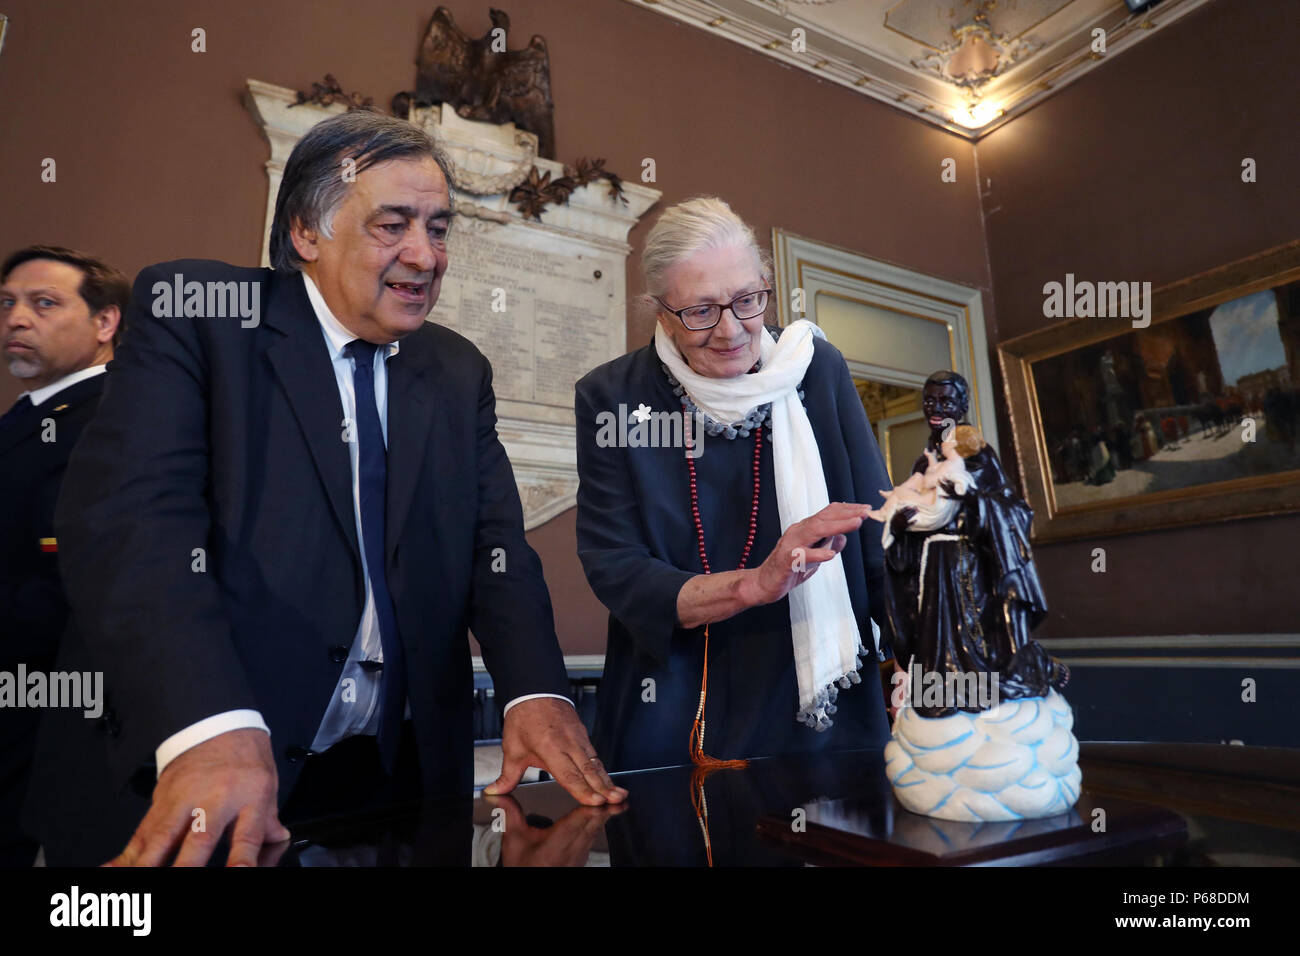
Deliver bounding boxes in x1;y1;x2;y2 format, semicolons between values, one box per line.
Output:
676;502;873;630
747;502;871;606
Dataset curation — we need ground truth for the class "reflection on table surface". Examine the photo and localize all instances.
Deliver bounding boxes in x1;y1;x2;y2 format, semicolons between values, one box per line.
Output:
275;744;1300;866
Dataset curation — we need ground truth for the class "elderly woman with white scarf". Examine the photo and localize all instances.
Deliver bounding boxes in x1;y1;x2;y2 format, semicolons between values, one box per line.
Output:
575;198;893;773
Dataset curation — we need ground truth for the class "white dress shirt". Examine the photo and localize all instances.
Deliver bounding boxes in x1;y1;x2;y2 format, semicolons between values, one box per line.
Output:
155;274;568;775
20;363;107;407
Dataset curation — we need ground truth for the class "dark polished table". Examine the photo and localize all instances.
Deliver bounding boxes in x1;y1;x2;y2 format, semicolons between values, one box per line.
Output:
276;743;1300;866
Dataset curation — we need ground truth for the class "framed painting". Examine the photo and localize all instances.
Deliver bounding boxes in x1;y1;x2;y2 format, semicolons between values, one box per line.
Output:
998;240;1300;542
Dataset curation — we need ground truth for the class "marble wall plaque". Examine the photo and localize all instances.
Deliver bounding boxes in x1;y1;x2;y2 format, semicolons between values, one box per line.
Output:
428;217;619;410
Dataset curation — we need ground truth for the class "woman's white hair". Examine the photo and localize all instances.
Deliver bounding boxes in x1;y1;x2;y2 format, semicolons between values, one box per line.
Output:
641;197;772;303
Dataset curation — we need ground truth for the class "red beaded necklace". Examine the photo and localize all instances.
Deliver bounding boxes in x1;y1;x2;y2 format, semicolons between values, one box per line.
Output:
685;424;763;573
684;406;763;773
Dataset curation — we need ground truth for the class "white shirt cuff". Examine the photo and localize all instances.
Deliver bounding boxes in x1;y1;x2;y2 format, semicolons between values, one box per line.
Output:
155;709;270;778
502;693;574;717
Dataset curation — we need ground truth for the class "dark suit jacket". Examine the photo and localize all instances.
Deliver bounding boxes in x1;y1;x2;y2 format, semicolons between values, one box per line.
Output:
0;373;105;863
24;260;570;865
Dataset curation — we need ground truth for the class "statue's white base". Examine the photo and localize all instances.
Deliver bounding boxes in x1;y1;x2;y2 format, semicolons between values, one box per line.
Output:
885;690;1082;822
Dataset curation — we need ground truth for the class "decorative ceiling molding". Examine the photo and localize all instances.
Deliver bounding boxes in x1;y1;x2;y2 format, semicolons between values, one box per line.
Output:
624;0;1215;138
904;1;1052;92
885;0;1075;50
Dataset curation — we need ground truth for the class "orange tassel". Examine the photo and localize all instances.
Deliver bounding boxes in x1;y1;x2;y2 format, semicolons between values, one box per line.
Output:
688;626;747;867
688;627;749;771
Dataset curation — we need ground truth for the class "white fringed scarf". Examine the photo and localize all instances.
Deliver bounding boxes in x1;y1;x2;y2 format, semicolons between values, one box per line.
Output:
654;319;866;731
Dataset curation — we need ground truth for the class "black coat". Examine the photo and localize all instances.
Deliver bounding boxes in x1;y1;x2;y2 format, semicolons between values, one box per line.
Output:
574;330;893;772
23;261;570;865
0;373;105;864
0;374;105;665
882;440;1052;717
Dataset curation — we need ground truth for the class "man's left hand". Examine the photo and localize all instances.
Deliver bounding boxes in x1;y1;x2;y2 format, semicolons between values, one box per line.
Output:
485;697;628;806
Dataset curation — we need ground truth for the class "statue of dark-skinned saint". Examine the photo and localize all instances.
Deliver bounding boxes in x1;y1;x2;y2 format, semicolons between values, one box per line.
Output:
866;371;1080;821
871;369;1068;716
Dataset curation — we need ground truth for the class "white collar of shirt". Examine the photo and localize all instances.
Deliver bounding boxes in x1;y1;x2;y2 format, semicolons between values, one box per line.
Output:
21;364;107;407
300;273;400;361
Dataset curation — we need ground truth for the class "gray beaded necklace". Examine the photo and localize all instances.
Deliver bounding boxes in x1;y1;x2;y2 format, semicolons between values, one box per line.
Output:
659;359;806;440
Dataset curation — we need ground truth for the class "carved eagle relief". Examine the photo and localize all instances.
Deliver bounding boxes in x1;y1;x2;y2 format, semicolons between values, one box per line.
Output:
396;7;556;159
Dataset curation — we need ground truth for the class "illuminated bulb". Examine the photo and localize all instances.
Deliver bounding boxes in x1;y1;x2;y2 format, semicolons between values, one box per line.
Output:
951;101;1003;129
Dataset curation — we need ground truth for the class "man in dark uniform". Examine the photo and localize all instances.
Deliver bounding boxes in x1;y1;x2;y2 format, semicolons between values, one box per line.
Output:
0;245;127;865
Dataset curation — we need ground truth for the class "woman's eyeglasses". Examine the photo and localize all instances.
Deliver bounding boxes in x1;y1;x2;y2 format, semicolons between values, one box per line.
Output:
654;289;771;331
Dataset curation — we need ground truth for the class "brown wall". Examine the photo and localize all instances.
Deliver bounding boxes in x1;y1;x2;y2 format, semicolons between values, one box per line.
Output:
976;0;1300;636
16;0;1286;645
0;0;988;654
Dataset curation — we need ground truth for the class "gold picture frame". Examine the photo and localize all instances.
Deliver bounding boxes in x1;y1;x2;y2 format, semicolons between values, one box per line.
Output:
998;240;1300;542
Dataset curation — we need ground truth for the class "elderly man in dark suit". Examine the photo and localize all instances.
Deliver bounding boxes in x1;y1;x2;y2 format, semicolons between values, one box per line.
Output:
0;245;127;866
24;110;624;867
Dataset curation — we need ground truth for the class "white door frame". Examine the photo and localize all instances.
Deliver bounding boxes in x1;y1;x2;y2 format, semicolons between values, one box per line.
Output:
772;228;1000;452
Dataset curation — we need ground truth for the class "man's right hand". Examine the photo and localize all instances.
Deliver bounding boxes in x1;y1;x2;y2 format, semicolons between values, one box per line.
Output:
107;728;290;867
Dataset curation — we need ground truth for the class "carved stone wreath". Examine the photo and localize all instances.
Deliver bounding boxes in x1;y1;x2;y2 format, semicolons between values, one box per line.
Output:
447;134;538;195
509;157;627;221
290;74;375;111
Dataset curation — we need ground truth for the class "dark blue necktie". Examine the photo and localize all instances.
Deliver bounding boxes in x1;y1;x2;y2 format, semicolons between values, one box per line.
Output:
0;395;34;431
344;340;406;772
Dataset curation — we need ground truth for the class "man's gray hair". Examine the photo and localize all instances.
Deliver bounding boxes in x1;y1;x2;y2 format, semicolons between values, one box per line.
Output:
268;110;455;273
